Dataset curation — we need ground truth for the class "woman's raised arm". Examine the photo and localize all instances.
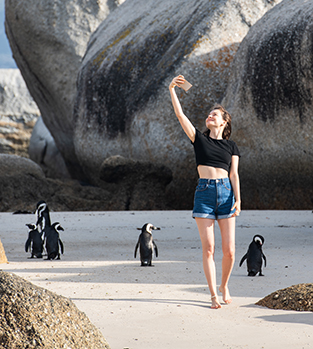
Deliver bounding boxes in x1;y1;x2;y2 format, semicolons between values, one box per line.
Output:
169;75;196;142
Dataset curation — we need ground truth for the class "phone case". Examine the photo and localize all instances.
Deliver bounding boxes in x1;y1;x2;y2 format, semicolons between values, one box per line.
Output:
181;80;192;91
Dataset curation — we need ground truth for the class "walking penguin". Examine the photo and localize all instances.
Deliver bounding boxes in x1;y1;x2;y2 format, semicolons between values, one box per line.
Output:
25;223;43;258
239;235;267;276
134;223;159;266
45;222;64;260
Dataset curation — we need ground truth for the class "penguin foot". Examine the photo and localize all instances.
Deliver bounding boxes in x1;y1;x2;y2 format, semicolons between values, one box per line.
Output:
210;295;221;309
219;286;232;304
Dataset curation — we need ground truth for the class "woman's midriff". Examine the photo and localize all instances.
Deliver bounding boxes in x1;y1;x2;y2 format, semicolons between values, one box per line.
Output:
197;165;228;180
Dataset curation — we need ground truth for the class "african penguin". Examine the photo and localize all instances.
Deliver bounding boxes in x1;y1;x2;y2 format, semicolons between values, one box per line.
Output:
134;223;159;266
239;235;267;276
25;223;44;258
45;222;64;260
35;200;51;235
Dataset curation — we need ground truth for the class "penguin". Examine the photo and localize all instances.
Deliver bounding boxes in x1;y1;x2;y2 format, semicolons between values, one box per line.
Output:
45;222;64;260
25;223;44;258
35;200;51;235
134;223;159;266
239;235;267;276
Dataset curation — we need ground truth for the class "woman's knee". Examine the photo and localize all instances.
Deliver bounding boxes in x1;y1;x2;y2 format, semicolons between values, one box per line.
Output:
203;247;215;260
223;247;235;260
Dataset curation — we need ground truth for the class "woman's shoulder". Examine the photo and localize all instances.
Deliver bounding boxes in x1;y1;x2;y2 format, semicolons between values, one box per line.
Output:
227;139;240;156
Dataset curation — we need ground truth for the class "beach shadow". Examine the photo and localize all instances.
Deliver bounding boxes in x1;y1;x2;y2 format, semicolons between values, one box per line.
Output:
69;296;213;310
256;313;313;326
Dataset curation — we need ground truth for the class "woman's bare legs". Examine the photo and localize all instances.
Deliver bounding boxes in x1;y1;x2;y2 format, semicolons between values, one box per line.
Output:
195;217;221;309
217;217;236;304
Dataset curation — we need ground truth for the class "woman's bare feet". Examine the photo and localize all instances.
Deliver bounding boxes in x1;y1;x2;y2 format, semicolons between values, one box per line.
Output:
211;295;222;309
219;286;232;304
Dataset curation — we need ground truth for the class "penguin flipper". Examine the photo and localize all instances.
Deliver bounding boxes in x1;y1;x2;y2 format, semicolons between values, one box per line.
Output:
134;241;139;258
262;253;267;267
239;253;247;267
59;239;64;254
25;238;31;252
153;241;158;258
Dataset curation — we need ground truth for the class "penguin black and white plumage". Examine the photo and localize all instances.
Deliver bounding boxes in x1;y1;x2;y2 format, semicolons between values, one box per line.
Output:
35;200;51;235
134;223;159;266
45;222;64;260
25;223;44;258
239;235;267;276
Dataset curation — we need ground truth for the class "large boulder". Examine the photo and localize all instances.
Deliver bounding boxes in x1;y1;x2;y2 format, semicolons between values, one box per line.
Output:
222;0;313;209
0;154;171;211
73;0;281;208
0;69;40;157
5;0;126;179
100;155;173;210
0;271;110;348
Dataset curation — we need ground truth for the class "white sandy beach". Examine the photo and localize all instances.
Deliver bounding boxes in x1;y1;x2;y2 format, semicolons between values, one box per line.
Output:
0;210;312;349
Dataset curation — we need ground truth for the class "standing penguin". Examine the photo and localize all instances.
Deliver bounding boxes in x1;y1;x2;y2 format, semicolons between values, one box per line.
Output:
134;223;159;266
35;200;51;235
25;223;43;258
239;235;267;276
45;222;64;260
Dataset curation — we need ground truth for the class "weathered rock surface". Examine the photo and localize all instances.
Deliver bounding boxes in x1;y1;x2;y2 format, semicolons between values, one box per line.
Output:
0;240;8;264
222;0;313;209
256;284;313;312
29;116;70;179
100;155;173;210
0;69;40;157
5;0;125;179
74;0;281;208
0;271;111;348
0;154;172;211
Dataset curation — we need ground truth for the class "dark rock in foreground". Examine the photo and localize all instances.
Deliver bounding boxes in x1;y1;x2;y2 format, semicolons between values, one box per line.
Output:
256;284;313;312
0;271;111;349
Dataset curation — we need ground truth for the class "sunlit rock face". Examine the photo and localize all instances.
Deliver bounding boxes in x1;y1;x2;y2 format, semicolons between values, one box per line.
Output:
5;0;125;178
0;69;40;157
223;0;313;209
74;0;281;208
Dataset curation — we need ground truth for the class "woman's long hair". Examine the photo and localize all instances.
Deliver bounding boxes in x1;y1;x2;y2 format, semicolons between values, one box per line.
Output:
203;104;232;140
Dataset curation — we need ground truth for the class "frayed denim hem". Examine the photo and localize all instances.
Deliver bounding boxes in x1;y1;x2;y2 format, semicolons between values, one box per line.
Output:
192;212;216;220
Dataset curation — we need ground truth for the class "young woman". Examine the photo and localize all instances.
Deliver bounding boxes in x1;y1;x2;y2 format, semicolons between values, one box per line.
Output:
169;75;241;309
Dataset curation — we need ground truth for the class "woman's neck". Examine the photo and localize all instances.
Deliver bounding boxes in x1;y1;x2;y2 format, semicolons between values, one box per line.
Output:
208;128;224;140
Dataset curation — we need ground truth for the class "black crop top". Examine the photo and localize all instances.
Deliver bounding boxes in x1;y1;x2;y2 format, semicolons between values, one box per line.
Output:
192;129;240;172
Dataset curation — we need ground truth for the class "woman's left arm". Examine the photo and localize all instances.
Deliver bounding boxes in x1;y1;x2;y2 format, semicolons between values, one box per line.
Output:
229;155;241;217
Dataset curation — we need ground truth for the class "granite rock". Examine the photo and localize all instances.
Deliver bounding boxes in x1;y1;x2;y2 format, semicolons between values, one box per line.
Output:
0;69;40;157
5;0;125;178
222;0;313;209
0;154;170;212
0;271;111;349
74;0;281;208
29;116;70;179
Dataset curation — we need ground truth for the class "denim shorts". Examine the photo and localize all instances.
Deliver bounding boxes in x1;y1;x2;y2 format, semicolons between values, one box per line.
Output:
192;178;236;220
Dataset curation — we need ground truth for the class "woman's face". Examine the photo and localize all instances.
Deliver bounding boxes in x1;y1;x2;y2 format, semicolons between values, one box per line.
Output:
205;109;226;129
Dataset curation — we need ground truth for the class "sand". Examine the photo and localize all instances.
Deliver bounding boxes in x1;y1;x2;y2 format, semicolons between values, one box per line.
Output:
0;210;312;349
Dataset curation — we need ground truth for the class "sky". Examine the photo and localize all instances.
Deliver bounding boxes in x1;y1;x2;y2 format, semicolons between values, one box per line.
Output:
0;0;17;68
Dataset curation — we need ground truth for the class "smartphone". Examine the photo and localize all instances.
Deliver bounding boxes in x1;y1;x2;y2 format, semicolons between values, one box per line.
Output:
180;79;192;92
